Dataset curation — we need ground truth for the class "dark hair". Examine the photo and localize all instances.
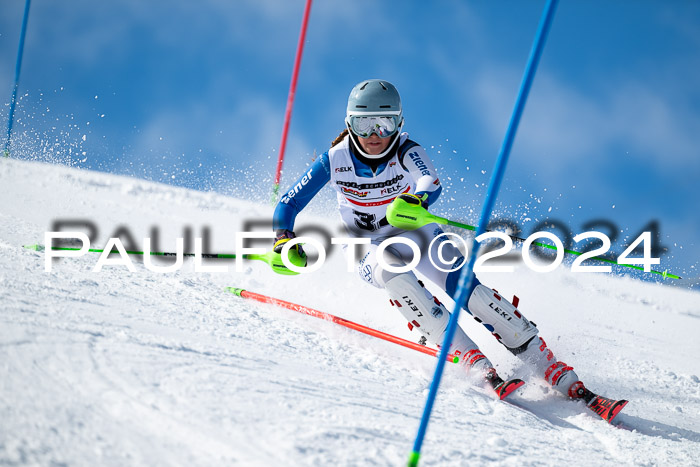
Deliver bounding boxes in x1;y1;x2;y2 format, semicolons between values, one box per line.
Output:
331;128;349;148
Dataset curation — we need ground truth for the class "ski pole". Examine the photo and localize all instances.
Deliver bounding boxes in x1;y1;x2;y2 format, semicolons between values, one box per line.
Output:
23;243;305;275
225;287;460;364
386;195;681;280
4;0;32;158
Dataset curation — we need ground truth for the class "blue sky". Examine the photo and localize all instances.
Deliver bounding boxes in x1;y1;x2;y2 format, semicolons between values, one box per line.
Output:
2;1;699;284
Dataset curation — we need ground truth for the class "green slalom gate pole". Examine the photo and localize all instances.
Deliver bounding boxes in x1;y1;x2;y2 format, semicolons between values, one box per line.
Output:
23;244;306;276
386;196;681;280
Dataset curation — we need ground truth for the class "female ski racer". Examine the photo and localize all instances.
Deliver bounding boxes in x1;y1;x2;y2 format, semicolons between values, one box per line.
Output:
272;79;615;408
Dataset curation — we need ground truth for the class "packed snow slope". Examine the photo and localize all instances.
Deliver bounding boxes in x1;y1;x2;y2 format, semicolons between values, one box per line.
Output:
2;159;699;466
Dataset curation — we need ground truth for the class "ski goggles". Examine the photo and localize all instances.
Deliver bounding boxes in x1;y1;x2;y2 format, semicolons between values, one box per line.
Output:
348;115;400;138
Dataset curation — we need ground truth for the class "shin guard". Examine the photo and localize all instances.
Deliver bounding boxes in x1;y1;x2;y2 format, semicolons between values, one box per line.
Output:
466;285;539;350
385;273;492;372
467;286;581;396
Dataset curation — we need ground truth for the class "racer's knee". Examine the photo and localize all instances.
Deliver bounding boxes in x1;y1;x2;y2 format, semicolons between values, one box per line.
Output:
357;246;403;288
445;267;481;302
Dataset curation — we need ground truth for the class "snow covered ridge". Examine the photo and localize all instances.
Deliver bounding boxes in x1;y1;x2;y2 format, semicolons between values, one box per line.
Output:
2;158;700;465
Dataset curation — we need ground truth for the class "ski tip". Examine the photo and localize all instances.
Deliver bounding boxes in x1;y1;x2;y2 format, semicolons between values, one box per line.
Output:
497;379;525;400
23;243;45;251
606;399;628;423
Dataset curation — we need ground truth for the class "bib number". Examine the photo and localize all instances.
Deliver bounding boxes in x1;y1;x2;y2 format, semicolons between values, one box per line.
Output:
353;210;379;231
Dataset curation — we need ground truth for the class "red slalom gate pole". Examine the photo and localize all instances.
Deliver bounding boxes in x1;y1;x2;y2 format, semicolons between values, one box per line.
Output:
272;0;313;201
225;287;459;364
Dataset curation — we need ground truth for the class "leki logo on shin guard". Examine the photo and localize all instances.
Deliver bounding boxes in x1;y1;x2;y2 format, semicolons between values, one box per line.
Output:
489;302;512;321
401;296;422;316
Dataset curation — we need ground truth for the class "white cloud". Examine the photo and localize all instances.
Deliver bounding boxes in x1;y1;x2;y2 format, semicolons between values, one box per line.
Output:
470;67;700;177
20;1;308;67
128;90;314;173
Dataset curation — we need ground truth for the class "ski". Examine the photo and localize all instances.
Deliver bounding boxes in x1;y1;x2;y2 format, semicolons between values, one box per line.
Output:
483;367;525;400
494;378;525;400
568;382;629;423
584;392;628;424
497;382;628;427
490;377;525;400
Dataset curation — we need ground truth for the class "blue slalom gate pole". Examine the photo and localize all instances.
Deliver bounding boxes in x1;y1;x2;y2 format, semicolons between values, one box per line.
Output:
4;0;32;158
408;1;559;465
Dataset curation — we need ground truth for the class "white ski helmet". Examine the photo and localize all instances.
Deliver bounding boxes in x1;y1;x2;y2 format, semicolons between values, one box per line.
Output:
345;79;404;159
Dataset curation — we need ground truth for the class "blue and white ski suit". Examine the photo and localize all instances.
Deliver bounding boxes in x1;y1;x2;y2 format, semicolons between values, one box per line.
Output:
273;132;581;395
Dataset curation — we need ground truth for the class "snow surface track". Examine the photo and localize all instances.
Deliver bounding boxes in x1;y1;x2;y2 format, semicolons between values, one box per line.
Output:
2;159;699;466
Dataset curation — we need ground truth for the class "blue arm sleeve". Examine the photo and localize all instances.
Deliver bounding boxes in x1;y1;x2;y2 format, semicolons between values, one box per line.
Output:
415;185;442;207
399;139;442;208
273;153;331;231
